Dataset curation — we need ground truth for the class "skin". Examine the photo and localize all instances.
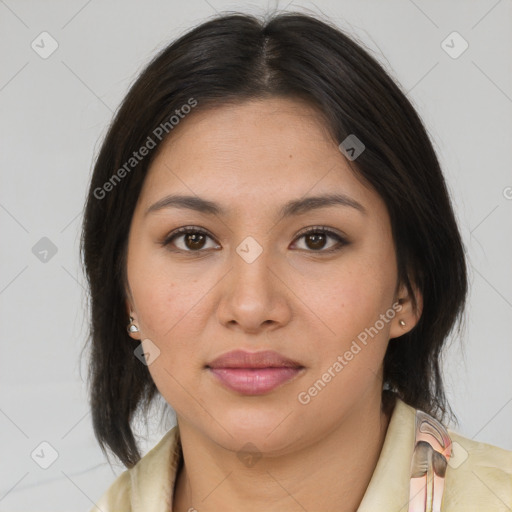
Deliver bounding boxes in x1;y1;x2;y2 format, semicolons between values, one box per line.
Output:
125;97;422;512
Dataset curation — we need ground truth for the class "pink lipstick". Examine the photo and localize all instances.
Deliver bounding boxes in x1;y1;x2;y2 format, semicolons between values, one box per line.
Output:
206;349;304;395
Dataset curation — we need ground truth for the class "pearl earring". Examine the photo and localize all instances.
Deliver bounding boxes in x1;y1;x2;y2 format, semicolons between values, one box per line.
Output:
127;316;139;334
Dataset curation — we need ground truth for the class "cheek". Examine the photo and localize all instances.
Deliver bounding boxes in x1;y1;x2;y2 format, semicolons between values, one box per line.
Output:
310;259;396;334
128;245;206;337
127;246;220;390
302;256;397;381
300;270;395;409
132;271;204;398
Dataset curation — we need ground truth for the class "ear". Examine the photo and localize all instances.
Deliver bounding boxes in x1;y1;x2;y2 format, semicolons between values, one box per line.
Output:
389;282;423;339
125;298;141;341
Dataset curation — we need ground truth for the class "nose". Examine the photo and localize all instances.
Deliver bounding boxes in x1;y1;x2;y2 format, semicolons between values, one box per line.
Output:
215;240;292;334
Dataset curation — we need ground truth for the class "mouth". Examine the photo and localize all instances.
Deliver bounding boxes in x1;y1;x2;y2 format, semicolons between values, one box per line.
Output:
206;350;305;395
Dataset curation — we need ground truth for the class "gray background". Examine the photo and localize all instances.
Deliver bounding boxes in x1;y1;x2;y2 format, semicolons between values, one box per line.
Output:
0;0;511;510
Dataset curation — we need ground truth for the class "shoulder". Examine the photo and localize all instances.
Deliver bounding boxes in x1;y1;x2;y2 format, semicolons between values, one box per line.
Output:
89;468;132;512
391;396;512;510
443;429;512;510
88;427;181;512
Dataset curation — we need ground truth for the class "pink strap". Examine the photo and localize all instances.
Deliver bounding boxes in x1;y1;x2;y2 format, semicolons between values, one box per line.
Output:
407;409;452;512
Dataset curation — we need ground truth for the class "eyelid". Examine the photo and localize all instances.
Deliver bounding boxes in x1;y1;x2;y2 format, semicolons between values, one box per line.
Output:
161;225;219;248
291;225;349;252
294;225;347;241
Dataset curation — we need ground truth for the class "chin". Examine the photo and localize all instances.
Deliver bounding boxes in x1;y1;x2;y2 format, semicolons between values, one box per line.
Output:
207;406;303;451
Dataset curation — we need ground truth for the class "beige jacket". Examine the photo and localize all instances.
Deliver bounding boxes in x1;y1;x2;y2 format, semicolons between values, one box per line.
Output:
89;398;512;511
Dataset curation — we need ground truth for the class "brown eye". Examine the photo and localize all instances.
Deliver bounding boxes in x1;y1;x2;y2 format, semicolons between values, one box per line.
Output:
305;232;328;250
183;232;207;250
293;227;348;253
163;227;219;252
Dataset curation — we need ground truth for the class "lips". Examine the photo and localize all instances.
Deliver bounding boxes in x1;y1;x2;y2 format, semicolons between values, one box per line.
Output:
206;350;305;395
207;349;303;369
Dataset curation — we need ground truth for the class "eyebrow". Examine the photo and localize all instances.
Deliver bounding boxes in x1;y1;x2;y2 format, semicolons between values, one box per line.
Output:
144;192;367;219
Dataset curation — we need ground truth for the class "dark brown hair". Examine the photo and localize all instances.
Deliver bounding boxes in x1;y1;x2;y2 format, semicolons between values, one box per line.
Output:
80;11;467;468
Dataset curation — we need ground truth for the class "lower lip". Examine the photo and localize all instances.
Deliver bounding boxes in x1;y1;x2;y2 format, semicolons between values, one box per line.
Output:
208;367;303;395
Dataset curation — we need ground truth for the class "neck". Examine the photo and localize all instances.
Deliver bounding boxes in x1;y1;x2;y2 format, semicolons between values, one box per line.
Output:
172;390;394;512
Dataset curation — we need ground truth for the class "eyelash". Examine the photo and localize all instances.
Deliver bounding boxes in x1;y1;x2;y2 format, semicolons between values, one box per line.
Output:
161;225;348;254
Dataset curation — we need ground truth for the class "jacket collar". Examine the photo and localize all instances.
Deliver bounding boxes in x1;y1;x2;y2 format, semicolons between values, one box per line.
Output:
129;396;419;511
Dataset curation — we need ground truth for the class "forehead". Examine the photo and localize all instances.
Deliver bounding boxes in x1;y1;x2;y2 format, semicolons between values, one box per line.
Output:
137;97;380;218
159;97;336;161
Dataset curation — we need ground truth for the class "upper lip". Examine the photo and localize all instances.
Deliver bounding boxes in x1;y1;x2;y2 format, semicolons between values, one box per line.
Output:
206;350;303;369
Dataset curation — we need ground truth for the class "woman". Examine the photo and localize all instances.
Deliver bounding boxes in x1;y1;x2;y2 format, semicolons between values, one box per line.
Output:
81;11;512;512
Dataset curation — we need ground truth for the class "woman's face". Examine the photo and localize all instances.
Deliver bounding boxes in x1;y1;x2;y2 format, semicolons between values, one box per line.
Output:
125;97;417;455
